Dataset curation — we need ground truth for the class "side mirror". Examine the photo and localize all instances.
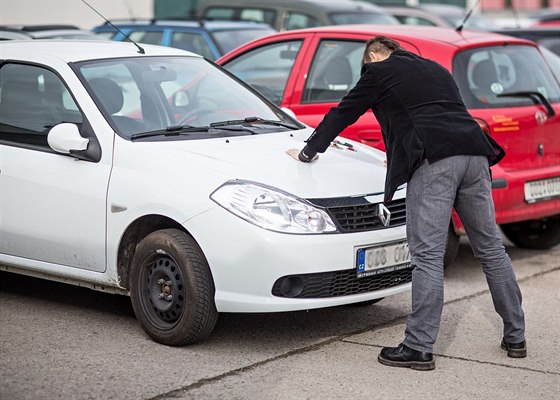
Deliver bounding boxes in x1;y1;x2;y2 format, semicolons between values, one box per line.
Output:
48;123;89;154
172;90;190;107
281;107;297;119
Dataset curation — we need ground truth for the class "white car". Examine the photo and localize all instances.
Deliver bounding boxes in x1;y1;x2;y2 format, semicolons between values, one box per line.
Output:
0;40;411;345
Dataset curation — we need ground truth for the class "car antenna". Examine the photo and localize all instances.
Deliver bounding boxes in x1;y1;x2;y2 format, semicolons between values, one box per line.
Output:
81;0;145;54
456;0;481;32
510;2;521;28
123;0;137;21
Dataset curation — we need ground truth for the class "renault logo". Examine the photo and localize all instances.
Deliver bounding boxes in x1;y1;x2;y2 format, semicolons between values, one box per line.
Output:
535;110;547;125
377;203;391;227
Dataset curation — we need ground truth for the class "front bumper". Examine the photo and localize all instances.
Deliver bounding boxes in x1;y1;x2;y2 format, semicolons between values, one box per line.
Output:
185;206;411;313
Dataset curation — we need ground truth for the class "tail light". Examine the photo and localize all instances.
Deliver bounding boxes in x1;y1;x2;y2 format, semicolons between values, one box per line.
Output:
474;117;491;136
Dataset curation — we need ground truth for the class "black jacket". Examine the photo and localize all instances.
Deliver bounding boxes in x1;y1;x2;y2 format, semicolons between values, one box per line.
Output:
305;49;504;203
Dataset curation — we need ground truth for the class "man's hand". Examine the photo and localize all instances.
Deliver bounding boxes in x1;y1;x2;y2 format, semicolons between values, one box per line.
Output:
286;148;319;162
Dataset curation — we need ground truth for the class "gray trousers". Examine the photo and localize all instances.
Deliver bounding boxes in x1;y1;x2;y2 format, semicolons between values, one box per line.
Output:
403;155;525;353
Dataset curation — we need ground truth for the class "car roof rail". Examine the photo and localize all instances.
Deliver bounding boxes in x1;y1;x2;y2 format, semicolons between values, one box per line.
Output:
5;25;80;32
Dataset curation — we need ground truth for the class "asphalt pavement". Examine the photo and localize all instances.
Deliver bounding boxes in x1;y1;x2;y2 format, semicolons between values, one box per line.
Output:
1;238;559;400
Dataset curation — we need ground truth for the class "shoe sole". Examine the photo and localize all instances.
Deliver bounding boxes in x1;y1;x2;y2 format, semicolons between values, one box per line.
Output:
378;354;435;371
501;342;527;358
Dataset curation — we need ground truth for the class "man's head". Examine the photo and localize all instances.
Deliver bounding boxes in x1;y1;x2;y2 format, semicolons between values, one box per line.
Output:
362;36;401;65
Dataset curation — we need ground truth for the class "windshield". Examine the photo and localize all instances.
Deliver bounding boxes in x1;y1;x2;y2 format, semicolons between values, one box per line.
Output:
453;45;560;109
212;28;276;54
330;12;399;25
76;56;298;139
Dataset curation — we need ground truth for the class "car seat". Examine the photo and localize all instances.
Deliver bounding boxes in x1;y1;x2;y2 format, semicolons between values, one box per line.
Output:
310;56;353;101
88;77;144;135
473;59;499;88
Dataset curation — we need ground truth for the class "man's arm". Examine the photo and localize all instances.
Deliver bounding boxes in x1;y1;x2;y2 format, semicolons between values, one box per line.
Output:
305;68;378;155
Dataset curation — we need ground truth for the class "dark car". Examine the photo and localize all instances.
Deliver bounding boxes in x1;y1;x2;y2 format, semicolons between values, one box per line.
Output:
197;0;399;31
92;19;276;61
529;8;560;27
416;3;499;30
492;27;560;55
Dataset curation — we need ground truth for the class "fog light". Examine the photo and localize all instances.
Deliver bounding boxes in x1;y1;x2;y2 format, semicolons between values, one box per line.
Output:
278;276;304;298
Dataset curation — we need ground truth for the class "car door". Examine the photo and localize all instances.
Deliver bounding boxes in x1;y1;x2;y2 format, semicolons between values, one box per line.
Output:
220;33;313;107
288;33;421;150
0;62;111;272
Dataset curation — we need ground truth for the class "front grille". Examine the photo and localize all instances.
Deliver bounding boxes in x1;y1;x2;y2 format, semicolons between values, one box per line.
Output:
271;265;412;299
309;197;406;233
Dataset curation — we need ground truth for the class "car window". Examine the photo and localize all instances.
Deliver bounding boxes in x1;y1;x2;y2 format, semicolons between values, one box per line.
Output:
396;16;438;26
206;7;275;26
171;32;214;59
129;30;164;45
211;28;276;54
205;7;235;20
0;63;83;148
240;9;275;25
80;61;145;135
453;45;560;109
285;12;321;30
303;40;364;103
222;40;303;105
329;12;398;25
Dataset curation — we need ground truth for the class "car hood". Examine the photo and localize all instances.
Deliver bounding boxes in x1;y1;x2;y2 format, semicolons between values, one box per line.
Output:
139;129;390;199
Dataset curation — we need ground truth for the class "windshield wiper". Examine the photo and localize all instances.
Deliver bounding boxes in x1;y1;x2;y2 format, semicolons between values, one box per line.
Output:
211;116;300;130
129;116;300;141
497;91;555;117
130;125;210;141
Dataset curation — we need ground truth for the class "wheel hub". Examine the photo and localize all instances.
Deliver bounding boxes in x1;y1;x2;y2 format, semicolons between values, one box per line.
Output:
146;255;186;324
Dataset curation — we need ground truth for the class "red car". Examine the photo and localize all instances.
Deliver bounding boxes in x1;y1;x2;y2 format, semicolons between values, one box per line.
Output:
217;25;560;265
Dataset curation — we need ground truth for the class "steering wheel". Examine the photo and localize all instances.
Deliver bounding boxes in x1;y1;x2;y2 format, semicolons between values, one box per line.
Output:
250;84;281;104
175;107;215;126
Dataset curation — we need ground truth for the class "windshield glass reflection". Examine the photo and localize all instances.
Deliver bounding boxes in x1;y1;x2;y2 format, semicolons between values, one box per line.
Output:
77;56;297;139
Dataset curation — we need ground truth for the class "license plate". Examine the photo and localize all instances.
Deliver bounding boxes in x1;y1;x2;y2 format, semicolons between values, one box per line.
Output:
524;177;560;203
356;241;411;278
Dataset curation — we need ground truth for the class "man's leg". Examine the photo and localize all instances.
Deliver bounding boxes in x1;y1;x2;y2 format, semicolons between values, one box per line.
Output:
378;157;459;370
453;156;526;353
402;157;458;353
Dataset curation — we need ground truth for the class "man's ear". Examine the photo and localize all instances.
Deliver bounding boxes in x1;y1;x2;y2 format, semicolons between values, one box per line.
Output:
369;51;382;62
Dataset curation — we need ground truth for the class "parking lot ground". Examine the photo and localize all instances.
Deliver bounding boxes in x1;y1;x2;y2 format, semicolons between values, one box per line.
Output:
1;241;559;400
162;267;560;400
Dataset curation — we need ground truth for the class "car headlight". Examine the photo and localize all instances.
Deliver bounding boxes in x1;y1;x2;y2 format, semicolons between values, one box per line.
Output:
210;180;337;234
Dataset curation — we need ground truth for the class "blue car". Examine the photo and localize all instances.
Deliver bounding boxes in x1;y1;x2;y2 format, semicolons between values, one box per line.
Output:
92;19;276;60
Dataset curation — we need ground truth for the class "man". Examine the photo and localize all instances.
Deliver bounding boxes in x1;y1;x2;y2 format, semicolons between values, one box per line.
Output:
287;36;526;371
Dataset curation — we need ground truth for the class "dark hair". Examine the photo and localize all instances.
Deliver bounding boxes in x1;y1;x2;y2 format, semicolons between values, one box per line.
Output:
362;36;401;65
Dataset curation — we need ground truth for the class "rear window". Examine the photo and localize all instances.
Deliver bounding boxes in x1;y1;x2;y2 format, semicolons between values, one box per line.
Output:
453;45;560;109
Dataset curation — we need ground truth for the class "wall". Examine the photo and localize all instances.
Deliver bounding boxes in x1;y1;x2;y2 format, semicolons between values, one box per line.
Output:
0;0;153;30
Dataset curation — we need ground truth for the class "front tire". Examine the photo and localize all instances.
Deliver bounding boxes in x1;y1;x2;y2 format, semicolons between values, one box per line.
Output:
501;215;560;250
129;229;218;346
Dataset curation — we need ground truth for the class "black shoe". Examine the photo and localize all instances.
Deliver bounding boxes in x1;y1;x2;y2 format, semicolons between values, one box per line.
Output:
501;338;527;358
378;343;435;371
